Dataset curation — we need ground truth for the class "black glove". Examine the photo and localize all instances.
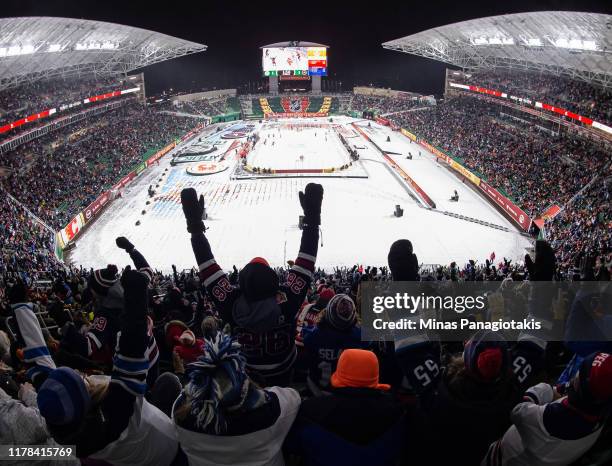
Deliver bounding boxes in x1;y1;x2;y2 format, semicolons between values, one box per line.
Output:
120;266;150;316
525;240;556;281
299;183;323;226
8;280;27;304
116;236;135;253
180;188;206;233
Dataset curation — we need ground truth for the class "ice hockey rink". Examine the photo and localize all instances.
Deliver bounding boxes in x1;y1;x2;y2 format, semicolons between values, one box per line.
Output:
70;117;532;272
247;122;349;170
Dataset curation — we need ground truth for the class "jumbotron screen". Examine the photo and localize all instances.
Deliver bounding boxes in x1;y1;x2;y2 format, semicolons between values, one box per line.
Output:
262;47;327;77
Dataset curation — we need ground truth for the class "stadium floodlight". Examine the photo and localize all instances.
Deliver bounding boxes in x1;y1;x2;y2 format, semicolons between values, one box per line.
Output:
547;37;599;51
2;44;36;56
471;36;515;46
522;38;543;47
75;41;119;51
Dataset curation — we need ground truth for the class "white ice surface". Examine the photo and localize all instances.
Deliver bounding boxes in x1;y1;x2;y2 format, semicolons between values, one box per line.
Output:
70;117;532;272
248;124;349;169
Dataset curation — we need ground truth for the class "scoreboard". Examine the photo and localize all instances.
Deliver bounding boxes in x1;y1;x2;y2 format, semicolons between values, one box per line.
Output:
262;46;327;77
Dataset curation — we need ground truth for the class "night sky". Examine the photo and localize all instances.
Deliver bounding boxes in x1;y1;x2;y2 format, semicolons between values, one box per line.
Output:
3;0;610;96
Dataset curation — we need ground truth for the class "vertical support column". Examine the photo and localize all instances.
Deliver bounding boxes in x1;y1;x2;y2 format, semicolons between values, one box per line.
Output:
269;76;279;95
311;75;321;95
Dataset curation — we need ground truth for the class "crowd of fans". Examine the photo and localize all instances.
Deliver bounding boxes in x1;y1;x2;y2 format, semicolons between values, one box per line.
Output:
0;76;127;129
350;94;425;115
0;189;64;284
173;98;231;117
389;96;611;274
389;96;609;218
1;103;196;229
459;69;612;125
547;164;612;272
0;72;610;464
0;184;610;466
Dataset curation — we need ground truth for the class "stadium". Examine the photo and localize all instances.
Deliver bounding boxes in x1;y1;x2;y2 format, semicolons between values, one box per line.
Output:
0;4;611;466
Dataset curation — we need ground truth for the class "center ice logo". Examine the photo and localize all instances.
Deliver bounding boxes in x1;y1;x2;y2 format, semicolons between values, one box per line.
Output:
290;99;302;112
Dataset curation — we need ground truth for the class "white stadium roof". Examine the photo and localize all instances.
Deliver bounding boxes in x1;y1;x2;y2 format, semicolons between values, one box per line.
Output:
0;16;207;91
382;11;612;89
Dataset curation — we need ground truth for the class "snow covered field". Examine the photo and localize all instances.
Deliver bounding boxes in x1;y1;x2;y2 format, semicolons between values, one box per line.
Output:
247;123;349;170
70;117;532;272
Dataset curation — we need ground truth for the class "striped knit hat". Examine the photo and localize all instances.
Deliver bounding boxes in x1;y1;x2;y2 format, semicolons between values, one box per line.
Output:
325;294;357;331
183;333;265;434
37;367;91;426
88;264;119;296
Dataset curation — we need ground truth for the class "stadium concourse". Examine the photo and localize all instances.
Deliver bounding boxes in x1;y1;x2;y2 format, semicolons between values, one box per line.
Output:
0;11;611;466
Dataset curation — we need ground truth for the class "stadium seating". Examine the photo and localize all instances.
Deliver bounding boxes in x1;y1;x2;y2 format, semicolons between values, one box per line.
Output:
389;95;610;267
249;96;339;117
1;102;196;229
0;76;136;140
459;69;612;126
350;94;425;115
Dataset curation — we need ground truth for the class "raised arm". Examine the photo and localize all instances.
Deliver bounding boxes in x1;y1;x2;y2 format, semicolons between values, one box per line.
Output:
9;280;56;382
116;236;154;280
101;267;152;442
512;240;556;388
180;188;239;319
283;183;323;306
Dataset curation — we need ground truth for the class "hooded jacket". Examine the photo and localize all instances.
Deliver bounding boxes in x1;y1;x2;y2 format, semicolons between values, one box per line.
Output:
189;225;319;380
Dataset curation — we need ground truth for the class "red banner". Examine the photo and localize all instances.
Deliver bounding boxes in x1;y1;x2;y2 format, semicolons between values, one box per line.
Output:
85;90;122;104
0;109;53;134
540;204;562;220
113;171;136;191
539;103;593;125
376;117;390;126
478;180;531;231
146;142;176;167
418;140;452;164
82;191;111;225
469;85;503;97
180;124;205;143
352;124;371;142
455;80;602;129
